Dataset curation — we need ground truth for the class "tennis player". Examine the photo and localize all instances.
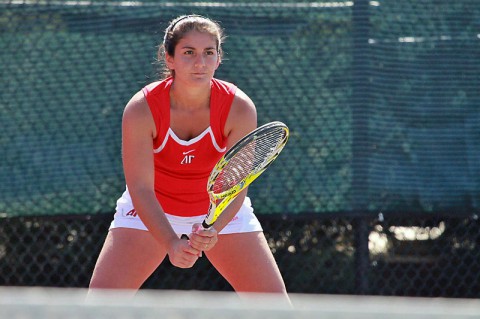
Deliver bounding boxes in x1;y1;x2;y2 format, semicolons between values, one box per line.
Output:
88;15;289;300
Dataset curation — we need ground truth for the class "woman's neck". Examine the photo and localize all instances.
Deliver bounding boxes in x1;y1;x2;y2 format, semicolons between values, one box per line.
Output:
170;79;211;111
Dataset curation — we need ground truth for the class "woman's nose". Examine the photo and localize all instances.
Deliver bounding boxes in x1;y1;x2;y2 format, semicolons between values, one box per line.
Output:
194;54;206;67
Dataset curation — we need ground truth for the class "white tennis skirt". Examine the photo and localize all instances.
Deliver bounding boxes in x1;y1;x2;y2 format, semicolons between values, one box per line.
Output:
109;189;262;235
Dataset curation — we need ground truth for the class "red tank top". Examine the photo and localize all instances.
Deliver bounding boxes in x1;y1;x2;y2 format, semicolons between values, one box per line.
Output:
142;78;237;217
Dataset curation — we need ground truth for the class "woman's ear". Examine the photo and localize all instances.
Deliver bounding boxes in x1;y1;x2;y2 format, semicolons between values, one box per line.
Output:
165;53;174;71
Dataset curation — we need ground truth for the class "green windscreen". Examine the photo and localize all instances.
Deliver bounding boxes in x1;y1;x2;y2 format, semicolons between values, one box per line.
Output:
0;0;479;217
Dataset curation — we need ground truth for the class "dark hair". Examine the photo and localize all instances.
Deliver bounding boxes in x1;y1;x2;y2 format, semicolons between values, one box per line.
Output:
158;15;225;78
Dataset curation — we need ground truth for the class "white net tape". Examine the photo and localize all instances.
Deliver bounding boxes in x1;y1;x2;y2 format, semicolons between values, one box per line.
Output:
1;287;480;319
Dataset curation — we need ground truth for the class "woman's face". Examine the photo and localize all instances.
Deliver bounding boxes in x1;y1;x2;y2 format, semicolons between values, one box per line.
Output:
166;30;221;85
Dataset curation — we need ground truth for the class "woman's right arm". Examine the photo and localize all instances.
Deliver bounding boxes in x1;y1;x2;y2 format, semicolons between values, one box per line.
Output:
121;91;200;268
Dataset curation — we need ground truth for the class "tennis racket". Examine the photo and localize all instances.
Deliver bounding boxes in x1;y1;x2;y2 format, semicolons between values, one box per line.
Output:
182;121;289;238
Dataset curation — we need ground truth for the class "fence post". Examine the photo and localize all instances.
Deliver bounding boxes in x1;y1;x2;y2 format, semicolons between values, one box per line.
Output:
354;216;370;294
352;0;371;295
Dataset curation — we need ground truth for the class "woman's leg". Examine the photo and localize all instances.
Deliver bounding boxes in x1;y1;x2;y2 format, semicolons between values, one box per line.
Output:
206;231;289;298
89;228;166;292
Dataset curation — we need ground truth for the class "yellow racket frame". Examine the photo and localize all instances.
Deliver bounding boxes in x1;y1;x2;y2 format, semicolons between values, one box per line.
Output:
202;121;289;228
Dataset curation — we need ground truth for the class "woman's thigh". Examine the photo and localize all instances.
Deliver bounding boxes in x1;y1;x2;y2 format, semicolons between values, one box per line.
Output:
206;231;287;294
89;228;167;290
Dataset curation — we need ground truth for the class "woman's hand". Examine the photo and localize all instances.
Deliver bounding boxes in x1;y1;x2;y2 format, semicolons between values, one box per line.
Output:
167;237;201;268
188;223;218;252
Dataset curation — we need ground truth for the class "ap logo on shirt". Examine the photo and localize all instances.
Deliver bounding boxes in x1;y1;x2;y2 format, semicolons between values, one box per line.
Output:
181;149;195;164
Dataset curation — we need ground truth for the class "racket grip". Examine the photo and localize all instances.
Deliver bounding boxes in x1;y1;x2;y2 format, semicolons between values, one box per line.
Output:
202;220;212;230
180;223;210;240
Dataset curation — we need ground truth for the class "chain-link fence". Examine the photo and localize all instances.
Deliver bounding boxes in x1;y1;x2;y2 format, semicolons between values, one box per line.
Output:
1;213;479;297
1;0;479;297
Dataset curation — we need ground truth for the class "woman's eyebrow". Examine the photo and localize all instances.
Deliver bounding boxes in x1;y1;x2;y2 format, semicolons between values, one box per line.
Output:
180;45;216;50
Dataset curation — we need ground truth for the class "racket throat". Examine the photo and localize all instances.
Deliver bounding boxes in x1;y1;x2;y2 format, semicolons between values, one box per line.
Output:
203;201;218;227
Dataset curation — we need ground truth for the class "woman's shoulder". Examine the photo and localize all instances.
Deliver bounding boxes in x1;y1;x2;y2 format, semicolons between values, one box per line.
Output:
211;78;237;95
124;90;149;117
227;88;256;128
232;87;254;109
143;78;173;96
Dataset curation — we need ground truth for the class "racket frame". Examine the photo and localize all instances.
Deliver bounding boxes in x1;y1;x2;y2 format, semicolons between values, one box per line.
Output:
202;121;289;228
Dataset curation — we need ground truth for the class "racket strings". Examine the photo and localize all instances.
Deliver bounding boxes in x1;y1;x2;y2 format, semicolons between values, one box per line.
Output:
212;127;286;194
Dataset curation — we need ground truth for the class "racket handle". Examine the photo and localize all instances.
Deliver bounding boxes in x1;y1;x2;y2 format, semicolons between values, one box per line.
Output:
180;222;211;240
202;220;212;230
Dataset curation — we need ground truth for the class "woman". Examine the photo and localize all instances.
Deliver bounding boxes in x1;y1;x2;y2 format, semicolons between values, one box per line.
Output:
89;15;289;300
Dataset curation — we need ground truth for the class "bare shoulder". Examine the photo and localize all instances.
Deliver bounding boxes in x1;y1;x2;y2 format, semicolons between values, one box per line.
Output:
123;90;149;118
224;88;258;145
230;88;257;121
122;89;155;137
